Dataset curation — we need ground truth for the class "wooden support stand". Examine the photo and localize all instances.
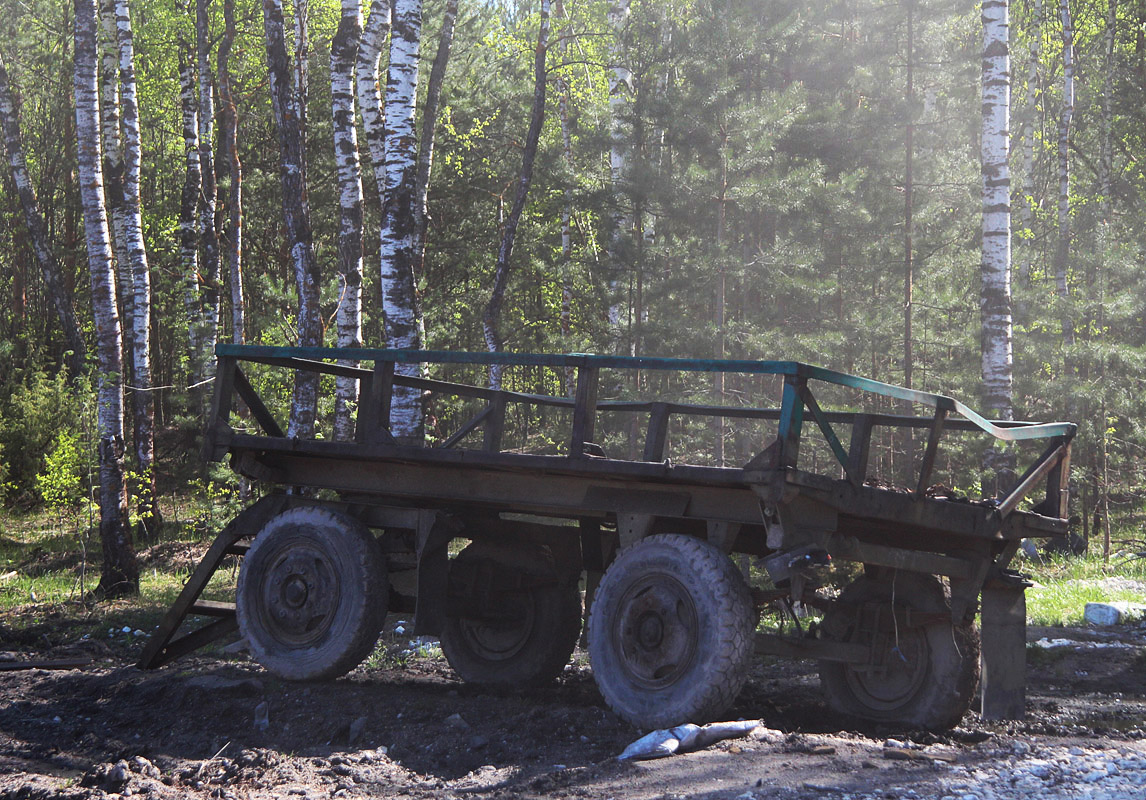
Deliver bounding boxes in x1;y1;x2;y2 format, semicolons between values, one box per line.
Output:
980;579;1028;720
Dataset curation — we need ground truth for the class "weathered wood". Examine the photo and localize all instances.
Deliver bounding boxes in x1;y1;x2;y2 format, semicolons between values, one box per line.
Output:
980;581;1028;720
996;443;1068;518
847;413;874;486
777;375;805;469
483;392;507;452
202;356;237;460
915;408;948;495
643;402;670;461
358;360;396;446
438;405;492;449
826;534;974;579
233;366;284;437
570;366;599;457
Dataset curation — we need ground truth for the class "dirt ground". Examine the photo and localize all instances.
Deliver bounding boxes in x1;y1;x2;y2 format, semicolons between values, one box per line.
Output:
2;616;1145;800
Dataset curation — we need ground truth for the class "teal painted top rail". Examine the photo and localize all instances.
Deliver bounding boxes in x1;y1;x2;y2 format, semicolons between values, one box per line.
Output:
215;344;1076;443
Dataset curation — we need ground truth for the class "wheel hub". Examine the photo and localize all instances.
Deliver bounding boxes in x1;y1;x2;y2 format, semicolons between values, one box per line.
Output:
614;575;698;688
258;543;341;646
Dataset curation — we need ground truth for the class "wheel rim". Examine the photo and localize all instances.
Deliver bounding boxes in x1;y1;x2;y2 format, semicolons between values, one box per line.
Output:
844;621;929;713
254;535;342;647
456;593;536;662
611;573;699;689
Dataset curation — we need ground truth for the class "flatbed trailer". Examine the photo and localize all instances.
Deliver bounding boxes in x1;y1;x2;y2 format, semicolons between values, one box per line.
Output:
140;345;1075;730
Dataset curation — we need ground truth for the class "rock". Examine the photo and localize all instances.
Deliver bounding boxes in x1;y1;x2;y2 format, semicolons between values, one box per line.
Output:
254;701;270;731
131;756;161;779
1084;601;1146;626
187;675;265;694
468;735;489;750
444;713;470;730
347;715;368;746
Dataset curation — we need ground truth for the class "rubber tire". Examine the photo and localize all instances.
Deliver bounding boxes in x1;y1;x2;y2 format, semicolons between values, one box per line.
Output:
588;534;756;729
440;544;582;688
237;506;387;681
818;573;980;730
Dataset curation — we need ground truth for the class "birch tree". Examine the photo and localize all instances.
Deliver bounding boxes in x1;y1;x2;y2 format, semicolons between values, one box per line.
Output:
483;0;550;390
177;20;202;374
331;0;365;441
980;0;1014;487
196;0;221;372
262;0;321;437
355;0;389;199
219;0;244;346
0;52;86;376
98;0;129;325
1018;0;1041;286
114;0;160;538
380;0;425;442
1056;0;1073;348
74;0;138;597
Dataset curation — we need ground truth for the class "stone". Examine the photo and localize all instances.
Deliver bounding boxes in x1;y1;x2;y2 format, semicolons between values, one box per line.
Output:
347;716;368;746
1084;602;1146;626
444;713;470;730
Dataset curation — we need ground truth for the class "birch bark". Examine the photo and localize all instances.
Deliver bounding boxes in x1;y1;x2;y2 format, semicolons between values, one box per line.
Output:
483;0;550;390
606;0;632;336
262;0;321;437
177;25;202;368
1019;0;1041;286
114;0;160;538
355;0;389;199
556;0;575;397
196;0;221;374
380;0;425;442
219;0;244;346
1056;0;1074;347
74;0;138;597
331;0;365;441
0;53;86;375
980;0;1014;421
98;0;130;329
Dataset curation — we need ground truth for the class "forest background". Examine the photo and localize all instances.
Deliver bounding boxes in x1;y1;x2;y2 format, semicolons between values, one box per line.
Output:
0;0;1143;595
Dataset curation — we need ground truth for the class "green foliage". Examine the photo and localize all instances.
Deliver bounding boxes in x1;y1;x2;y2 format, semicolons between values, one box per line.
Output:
36;432;87;511
0;369;88;506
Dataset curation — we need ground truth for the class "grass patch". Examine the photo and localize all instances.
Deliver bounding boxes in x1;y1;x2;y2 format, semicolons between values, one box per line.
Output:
1021;550;1146;626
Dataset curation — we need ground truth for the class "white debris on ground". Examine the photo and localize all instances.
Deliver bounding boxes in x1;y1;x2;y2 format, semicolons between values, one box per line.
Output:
1032;637;1140;650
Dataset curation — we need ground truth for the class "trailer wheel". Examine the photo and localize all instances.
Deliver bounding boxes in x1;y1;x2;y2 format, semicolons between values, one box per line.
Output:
818;573;980;730
588;534;756;728
237;507;387;681
440;544;582;688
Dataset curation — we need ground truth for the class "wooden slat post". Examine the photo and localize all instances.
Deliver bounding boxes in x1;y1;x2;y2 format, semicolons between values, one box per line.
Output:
1043;437;1072;518
201;355;237;461
847;413;874;486
981;580;1028;720
570;365;599;458
483;392;507;452
643;402;670;462
915;407;948;496
776;375;805;469
358;360;395;446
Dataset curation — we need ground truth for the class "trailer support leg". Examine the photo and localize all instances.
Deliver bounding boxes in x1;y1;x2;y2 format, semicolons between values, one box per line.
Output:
980;581;1027;720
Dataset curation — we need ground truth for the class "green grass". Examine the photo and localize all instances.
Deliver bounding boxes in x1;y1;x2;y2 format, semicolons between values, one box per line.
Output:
1021;550;1146;626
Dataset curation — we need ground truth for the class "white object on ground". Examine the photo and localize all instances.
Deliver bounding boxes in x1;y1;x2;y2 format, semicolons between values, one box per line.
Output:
618;719;762;760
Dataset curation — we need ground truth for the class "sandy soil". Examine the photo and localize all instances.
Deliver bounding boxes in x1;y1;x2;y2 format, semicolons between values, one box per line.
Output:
1;617;1145;800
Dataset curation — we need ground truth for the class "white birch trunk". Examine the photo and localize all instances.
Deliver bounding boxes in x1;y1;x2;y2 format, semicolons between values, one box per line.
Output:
331;0;365;441
557;0;576;397
606;0;632;335
177;33;202;368
1056;0;1074;347
355;0;390;200
98;0;130;330
1019;0;1041;285
262;0;321;437
980;0;1014;422
380;0;425;442
197;0;220;375
219;0;244;346
74;0;137;596
115;0;160;537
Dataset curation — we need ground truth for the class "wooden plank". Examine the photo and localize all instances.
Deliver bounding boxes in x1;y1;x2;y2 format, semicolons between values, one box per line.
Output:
483;392;507;452
190;600;236;617
233;366;284;438
359;360;396;446
438;406;492;449
799;385;851;478
145;617;240;669
776;375;805;469
995;443;1067;518
570;366;599;457
136;495;288;670
980;583;1028;720
847;414;874;487
826;534;974;579
201;356;237;461
643;402;670;462
1043;438;1072;519
915;407;949;496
